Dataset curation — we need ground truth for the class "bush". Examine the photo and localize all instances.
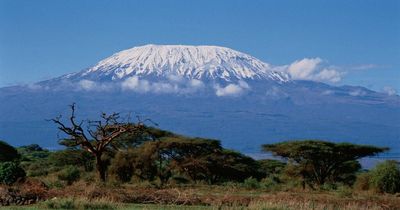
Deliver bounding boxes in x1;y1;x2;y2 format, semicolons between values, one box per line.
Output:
109;150;136;183
0;141;20;162
370;160;400;194
0;161;26;185
257;159;286;177
49;150;94;172
23;160;50;177
242;177;260;189
336;185;353;198
57;165;81;185
260;176;282;191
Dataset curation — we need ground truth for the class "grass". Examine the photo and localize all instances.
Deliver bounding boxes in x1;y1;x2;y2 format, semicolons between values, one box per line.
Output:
2;192;398;210
2;203;213;210
1;202;393;210
2;182;399;210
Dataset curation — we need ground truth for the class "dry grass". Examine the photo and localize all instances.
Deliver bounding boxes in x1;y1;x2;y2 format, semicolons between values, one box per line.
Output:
32;182;399;210
3;179;400;210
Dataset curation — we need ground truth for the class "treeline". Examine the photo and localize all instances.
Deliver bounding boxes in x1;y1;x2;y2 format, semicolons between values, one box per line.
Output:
1;132;400;194
0;104;399;194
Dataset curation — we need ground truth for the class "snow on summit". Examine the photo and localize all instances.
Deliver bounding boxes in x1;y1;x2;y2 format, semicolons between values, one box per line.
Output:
72;44;289;82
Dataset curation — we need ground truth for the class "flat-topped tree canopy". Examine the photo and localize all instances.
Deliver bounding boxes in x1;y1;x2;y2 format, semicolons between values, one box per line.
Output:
263;140;388;161
262;140;388;187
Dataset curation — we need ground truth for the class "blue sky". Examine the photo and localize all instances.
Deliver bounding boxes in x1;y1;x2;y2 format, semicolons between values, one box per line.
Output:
0;0;399;92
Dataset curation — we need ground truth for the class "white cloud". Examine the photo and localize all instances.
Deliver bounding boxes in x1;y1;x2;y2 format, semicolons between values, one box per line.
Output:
321;90;334;95
167;74;184;83
189;79;204;88
238;80;250;89
121;76;151;92
215;81;250;97
314;68;342;83
152;82;178;93
78;80;114;91
349;64;379;71
283;58;343;83
121;76;205;94
383;86;397;96
288;58;322;80
78;80;96;90
349;89;367;97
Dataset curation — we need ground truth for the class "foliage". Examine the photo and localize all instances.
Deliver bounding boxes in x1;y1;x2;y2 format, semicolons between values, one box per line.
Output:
370;160;400;194
260;175;282;190
49;149;94;172
0;140;20;162
16;144;53;177
113;126;176;149
22;160;51;177
57;165;81;185
110;136;223;184
263;140;387;188
109;148;138;182
18;144;50;161
207;149;262;183
109;136;261;185
51;103;147;182
243;177;260;189
0;161;26;185
257;159;286;177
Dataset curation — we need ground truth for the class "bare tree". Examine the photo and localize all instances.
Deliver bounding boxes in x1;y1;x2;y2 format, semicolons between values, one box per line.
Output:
51;103;145;182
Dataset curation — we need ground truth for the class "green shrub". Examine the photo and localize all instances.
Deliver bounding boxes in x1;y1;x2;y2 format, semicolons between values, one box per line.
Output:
82;172;96;183
261;176;282;191
45;198;75;209
222;181;240;188
320;183;338;191
0;161;26;185
23;160;50;177
18;144;50;161
257;159;286;177
370;160;400;194
49;180;65;189
57;165;81;185
242;177;260;189
49;150;94;172
336;185;353;198
109;150;135;183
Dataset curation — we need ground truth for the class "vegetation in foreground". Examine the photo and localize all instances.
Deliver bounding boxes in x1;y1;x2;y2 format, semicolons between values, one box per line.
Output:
1;104;399;210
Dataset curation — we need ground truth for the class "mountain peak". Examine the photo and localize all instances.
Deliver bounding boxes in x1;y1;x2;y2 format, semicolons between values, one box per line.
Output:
67;44;289;82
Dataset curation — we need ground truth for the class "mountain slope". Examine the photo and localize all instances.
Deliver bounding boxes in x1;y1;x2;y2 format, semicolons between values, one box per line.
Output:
0;44;399;158
52;44;289;83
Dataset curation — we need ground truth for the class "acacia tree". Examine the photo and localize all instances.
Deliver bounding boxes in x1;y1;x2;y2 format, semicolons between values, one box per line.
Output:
51;103;145;182
263;140;387;188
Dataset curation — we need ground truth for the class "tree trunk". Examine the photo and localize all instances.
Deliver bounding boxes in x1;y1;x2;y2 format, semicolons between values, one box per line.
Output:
96;154;107;182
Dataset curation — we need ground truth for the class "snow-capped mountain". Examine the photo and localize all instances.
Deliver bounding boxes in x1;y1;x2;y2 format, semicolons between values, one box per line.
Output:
58;44;289;83
0;44;399;158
